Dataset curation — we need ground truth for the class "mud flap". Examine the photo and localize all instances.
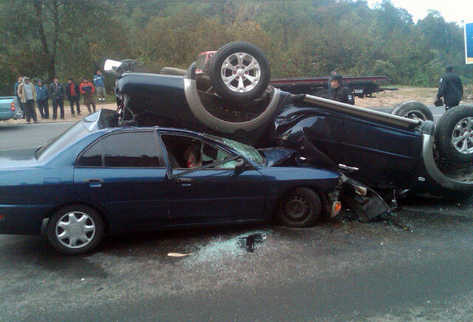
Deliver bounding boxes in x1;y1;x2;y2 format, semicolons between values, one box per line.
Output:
341;177;391;222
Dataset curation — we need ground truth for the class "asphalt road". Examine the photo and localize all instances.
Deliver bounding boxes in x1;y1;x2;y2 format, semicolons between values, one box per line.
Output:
0;120;472;321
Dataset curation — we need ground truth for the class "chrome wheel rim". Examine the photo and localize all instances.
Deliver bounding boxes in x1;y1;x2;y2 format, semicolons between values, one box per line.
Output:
285;195;310;221
451;117;473;155
221;52;261;93
56;211;96;249
405;110;427;121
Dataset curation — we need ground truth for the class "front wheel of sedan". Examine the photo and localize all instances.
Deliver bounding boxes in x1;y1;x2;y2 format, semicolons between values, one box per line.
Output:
277;188;322;227
47;205;104;255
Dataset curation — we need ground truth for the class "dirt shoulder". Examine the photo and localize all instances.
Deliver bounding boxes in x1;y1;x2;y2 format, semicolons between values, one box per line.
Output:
5;86;473;125
357;85;473;109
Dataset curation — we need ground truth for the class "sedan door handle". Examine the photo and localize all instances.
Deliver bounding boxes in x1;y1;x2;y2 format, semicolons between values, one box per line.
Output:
87;179;103;188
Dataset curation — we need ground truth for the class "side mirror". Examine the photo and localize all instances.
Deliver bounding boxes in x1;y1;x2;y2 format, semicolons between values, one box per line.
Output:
234;158;248;175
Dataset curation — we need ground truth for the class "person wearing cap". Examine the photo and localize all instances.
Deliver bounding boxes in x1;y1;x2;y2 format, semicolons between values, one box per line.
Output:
79;78;96;114
35;80;49;119
436;66;463;110
93;70;106;103
49;77;66;119
66;78;81;116
328;74;354;105
17;77;38;123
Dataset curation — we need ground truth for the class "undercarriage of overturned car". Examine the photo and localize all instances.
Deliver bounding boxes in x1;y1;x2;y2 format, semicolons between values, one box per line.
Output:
105;41;473;222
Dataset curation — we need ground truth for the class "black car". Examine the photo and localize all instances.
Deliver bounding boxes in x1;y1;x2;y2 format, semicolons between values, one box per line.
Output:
104;42;473;198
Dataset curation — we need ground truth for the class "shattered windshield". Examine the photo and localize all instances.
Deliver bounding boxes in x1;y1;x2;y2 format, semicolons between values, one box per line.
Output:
206;135;265;166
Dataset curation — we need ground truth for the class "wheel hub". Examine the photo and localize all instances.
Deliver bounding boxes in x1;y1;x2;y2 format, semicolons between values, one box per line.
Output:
451;116;473;155
56;211;96;249
221;52;261;93
285;195;309;220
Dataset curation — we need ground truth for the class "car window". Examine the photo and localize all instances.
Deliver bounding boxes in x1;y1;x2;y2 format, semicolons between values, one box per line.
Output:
77;131;164;168
161;134;237;169
204;134;265;166
77;141;102;167
37;121;90;160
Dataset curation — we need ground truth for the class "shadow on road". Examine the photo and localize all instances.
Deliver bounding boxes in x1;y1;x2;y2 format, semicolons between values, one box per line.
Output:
0;235;107;278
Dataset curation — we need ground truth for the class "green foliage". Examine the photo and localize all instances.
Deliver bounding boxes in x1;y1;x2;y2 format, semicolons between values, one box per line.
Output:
1;0;472;95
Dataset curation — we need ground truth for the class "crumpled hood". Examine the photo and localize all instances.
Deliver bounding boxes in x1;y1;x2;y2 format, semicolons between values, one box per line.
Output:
259;147;297;167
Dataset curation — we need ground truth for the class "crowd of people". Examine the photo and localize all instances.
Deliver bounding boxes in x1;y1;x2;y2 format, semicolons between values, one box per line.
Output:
13;70;107;123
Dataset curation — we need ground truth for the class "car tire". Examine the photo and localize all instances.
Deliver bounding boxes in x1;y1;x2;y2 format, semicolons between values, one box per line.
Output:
436;105;473;164
209;41;270;103
391;101;434;121
47;205;105;255
277;188;322;227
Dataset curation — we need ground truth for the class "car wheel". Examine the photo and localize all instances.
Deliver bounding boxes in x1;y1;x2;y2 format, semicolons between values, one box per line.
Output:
436;105;473;164
391;101;434;121
277;188;322;227
209;41;270;103
47;205;104;255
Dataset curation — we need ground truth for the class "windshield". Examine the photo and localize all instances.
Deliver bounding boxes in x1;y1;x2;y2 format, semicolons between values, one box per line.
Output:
36;121;90;160
205;135;265;166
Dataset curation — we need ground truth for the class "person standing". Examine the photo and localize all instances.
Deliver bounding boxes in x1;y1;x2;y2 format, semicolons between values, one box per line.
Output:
93;70;106;103
328;74;355;105
80;78;96;113
436;66;463;110
49;77;65;119
66;78;81;116
17;77;38;123
35;80;49;119
14;76;25;118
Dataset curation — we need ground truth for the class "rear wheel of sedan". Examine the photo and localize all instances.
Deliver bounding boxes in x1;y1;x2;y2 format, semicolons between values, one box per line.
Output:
47;205;104;255
277;188;322;227
436;105;473;164
209;41;270;103
391;101;434;121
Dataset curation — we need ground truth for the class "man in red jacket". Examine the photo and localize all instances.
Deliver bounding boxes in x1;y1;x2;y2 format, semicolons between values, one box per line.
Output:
79;78;96;114
66;78;81;116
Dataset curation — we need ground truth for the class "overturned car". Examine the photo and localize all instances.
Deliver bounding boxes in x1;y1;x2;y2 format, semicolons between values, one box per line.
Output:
105;42;473;203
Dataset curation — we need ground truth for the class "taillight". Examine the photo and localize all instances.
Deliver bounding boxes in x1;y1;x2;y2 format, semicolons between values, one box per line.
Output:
10;102;15;111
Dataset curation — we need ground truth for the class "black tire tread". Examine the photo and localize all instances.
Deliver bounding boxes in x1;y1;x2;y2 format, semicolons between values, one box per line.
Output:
392;101;434;121
435;105;473;164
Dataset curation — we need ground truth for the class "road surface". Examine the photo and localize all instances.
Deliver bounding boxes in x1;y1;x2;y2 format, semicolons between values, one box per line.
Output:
0;121;472;321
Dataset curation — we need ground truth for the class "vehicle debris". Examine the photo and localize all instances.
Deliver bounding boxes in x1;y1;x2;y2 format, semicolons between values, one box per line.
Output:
167;252;191;258
238;233;267;253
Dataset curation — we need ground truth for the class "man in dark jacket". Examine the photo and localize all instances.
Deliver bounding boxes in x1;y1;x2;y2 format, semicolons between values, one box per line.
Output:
35;80;49;119
49;77;65;119
436;66;463;109
329;74;355;105
66;78;81;116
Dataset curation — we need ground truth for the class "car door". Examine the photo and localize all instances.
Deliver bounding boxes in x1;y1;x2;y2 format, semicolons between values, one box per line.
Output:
160;132;267;225
74;129;171;232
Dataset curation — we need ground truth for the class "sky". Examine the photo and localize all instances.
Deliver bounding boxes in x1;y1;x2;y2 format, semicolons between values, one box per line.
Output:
367;0;473;24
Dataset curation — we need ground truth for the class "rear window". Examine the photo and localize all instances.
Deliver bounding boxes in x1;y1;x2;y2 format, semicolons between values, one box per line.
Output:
77;131;164;168
36;121;90;160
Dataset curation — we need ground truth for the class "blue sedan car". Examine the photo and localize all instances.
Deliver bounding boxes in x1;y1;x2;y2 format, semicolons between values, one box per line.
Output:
0;110;340;254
